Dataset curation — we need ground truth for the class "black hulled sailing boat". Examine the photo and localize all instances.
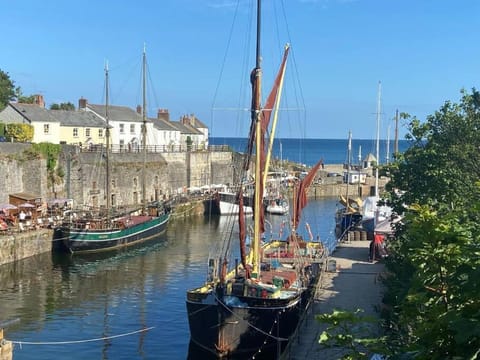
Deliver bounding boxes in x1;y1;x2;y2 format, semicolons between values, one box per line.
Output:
59;48;170;254
186;2;325;358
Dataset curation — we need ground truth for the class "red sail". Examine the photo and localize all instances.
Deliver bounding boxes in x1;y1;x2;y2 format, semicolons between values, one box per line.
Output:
257;47;290;233
293;159;323;227
238;192;250;278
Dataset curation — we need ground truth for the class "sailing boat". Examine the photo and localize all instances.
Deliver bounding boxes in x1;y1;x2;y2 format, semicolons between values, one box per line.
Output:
59;49;170;254
335;130;363;240
186;2;324;357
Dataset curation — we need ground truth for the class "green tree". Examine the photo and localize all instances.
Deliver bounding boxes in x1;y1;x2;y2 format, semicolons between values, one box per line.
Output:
382;89;480;358
17;95;36;104
0;69;20;111
50;102;75;111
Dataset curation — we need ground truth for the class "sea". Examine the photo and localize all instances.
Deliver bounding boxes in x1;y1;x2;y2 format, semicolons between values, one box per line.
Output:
0;138;408;360
210;137;411;166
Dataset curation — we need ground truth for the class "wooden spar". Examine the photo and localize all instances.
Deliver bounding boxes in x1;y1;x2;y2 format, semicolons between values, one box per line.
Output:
252;0;262;278
142;45;147;214
105;62;111;217
263;44;290;186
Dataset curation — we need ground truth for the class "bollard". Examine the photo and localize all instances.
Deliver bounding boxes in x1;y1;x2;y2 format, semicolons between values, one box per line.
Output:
0;328;13;360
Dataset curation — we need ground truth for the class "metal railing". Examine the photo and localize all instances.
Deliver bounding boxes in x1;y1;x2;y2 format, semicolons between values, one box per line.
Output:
80;143;232;153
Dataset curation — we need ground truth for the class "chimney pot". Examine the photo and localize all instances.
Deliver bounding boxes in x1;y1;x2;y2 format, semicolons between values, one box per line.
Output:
136;105;142;114
79;98;87;109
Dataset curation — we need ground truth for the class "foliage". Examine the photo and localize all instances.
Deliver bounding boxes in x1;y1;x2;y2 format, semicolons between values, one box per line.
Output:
0;69;20;111
17;95;36;104
31;143;64;192
50;102;75;111
316;309;389;359
381;89;480;359
5;123;34;142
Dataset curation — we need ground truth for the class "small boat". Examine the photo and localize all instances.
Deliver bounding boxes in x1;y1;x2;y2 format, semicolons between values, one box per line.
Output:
59;49;169;254
265;197;289;215
186;2;325;357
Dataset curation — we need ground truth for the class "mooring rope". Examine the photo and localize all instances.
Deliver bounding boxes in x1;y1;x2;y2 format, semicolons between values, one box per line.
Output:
9;326;154;347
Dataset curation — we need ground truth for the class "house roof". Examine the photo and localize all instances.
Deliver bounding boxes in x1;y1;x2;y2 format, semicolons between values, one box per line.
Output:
10;103;59;123
150;117;178;131
170;121;203;134
87;104;148;123
182;114;207;129
55;110;105;127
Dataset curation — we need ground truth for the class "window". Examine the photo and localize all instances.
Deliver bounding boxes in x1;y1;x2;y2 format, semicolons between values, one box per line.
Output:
119;124;124;134
85;128;90;137
98;129;103;137
130;124;135;134
73;128;78;137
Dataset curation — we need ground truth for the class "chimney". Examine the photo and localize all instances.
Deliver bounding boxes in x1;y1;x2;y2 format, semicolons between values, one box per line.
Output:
136;105;142;114
157;108;170;121
34;94;45;108
78;98;87;109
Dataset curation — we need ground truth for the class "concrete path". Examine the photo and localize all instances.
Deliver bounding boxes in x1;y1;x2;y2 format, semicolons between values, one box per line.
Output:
284;241;385;359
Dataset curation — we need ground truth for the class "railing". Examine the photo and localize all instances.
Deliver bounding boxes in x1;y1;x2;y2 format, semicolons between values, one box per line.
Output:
80;143;232;153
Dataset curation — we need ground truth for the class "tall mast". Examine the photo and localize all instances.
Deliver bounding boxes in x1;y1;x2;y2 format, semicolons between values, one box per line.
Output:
394;108;399;156
386;124;390;164
142;45;147;213
346;130;352;201
374;81;381;197
105;61;111;214
252;0;262;278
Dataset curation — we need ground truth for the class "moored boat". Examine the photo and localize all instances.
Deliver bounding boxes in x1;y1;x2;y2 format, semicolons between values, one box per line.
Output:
186;2;325;357
59;48;170;254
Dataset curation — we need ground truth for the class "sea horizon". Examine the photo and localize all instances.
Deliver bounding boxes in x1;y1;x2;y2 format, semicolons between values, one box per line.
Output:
210;136;410;166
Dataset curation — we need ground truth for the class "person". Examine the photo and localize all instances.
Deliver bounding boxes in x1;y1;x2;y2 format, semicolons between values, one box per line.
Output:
19;210;26;222
369;232;387;262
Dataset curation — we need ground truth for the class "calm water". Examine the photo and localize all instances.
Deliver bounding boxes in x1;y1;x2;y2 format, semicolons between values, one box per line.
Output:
0;198;339;360
210;137;411;166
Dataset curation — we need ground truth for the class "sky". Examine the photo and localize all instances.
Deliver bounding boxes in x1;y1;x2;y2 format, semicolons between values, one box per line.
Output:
2;0;479;140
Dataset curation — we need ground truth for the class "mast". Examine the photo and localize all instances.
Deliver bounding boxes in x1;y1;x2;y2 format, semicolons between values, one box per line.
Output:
252;0;262;278
346;130;352;201
394;108;399;157
105;61;111;214
386;124;390;164
374;81;381;197
142;45;147;213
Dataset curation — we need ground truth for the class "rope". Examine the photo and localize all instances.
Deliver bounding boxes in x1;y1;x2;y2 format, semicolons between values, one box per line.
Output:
9;326;154;346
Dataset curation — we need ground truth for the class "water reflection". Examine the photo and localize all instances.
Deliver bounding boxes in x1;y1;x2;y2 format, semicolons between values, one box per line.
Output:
0;199;337;360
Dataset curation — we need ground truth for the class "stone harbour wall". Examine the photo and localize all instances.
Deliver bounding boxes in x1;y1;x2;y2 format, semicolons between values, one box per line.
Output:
0;230;52;266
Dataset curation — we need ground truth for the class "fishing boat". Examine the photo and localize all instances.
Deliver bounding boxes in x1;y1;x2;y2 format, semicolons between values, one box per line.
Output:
186;2;325;357
59;49;170;254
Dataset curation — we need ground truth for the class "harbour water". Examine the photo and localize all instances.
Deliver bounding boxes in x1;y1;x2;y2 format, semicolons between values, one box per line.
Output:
210;137;411;166
0;198;339;360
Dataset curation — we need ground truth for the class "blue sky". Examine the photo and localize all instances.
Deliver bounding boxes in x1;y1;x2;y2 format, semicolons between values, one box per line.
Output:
2;0;479;140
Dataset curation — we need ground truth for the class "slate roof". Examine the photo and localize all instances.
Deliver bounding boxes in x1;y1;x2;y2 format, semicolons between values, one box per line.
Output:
170;121;203;135
10;103;59;123
184;115;207;129
54;110;105;127
149;117;178;131
87;104;149;123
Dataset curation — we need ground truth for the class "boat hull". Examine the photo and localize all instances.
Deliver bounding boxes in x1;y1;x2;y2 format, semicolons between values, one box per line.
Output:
59;214;169;254
186;291;303;359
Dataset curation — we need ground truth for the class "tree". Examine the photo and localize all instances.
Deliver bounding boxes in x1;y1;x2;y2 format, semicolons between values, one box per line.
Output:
50;102;75;111
381;89;480;358
17;95;36;104
0;69;20;111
